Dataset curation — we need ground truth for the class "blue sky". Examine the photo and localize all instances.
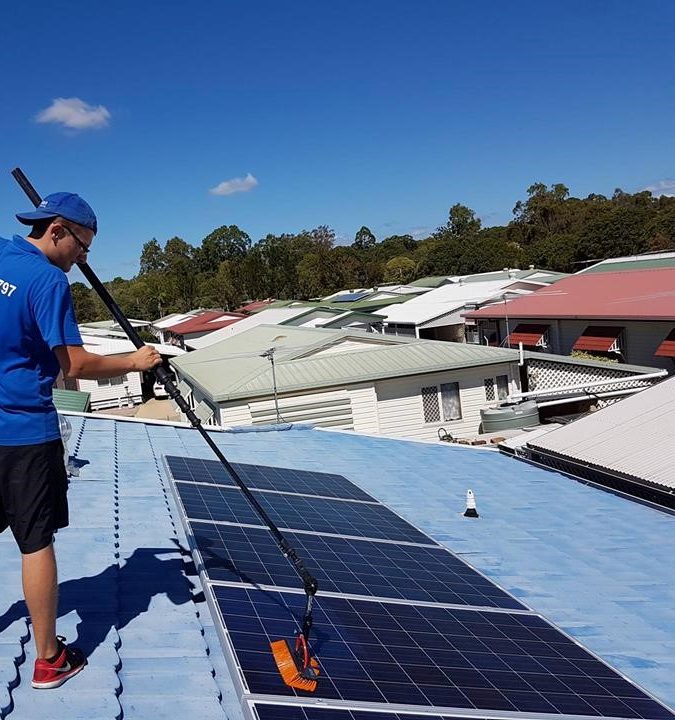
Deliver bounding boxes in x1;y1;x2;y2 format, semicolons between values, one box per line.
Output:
2;0;675;281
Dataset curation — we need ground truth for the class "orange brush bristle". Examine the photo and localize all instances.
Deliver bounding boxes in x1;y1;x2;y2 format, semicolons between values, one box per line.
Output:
270;639;318;692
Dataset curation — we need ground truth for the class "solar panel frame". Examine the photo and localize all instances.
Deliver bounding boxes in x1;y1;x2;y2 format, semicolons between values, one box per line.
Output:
212;586;675;720
248;703;493;720
188;520;525;609
165;455;376;502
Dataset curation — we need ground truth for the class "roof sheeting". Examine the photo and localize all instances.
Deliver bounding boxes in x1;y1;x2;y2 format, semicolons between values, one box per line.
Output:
528;376;675;491
186;307;312;349
81;334;186;357
467;267;675;321
378;278;546;325
53;388;91;412
172;324;520;401
578;251;675;274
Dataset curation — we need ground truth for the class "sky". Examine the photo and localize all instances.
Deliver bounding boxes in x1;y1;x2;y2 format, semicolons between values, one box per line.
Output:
1;0;675;281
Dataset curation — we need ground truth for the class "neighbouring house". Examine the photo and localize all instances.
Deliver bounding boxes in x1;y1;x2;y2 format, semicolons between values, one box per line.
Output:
169;324;661;439
376;268;564;342
55;335;186;410
577;250;675;274
464;267;675;372
162;310;247;348
151;311;203;344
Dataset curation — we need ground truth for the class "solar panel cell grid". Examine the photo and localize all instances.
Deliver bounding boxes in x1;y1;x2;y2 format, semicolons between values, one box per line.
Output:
192;521;524;609
175;482;430;543
215;587;673;719
252;705;485;720
166;455;375;501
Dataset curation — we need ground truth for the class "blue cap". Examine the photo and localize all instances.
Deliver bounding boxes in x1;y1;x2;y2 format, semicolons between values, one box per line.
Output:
16;192;98;235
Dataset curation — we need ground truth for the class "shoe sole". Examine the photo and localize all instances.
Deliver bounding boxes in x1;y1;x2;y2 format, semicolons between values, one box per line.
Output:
32;661;86;689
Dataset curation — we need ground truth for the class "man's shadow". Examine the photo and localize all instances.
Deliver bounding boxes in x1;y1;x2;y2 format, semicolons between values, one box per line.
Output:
0;546;200;658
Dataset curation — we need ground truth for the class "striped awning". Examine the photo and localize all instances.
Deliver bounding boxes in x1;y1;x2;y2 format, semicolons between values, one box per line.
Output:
505;324;549;348
573;326;623;353
655;328;675;357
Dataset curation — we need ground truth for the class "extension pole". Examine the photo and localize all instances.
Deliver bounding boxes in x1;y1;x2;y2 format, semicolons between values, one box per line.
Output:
11;166;319;637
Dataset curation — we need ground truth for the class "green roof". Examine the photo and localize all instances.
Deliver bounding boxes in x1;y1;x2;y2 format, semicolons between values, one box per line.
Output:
53;388;91;412
171;324;519;402
408;276;451;288
581;256;675;274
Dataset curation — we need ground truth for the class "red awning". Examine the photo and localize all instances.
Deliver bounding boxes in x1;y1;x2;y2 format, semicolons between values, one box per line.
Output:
655;328;675;357
505;324;549;348
573;326;623;353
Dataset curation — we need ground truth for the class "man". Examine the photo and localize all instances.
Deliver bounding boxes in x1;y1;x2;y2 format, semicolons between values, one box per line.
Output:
0;192;161;689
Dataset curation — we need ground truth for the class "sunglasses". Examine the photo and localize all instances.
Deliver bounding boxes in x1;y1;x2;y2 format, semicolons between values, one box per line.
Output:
62;225;91;256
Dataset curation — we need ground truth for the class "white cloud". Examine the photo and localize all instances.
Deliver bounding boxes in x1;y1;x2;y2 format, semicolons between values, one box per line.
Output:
36;97;111;130
644;179;675;197
209;173;258;196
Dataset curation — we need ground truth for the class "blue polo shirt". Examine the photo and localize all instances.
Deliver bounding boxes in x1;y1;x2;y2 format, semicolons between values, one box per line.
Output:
0;235;83;445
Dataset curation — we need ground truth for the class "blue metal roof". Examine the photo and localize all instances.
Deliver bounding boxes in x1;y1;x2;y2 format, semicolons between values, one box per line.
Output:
1;418;673;719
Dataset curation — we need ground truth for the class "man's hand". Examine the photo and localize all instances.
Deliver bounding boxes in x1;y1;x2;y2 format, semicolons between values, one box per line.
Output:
130;345;162;371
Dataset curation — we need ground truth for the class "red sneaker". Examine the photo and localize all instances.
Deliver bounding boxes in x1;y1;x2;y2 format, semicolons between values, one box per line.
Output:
32;637;87;689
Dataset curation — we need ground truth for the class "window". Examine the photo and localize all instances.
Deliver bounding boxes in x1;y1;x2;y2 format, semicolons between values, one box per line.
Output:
440;382;462;421
496;374;509;400
97;375;128;388
484;378;495;401
421;386;440;423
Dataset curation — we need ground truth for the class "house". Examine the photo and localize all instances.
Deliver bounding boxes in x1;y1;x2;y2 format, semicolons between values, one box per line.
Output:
376;269;563;342
2;415;673;718
169;324;661;439
151;311;203;344
162;310;247;348
577;250;675;274
464;267;675;372
57;335;186;410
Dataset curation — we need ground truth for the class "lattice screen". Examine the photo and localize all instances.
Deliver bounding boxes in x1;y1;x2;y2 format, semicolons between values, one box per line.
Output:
527;359;652;395
421;385;441;423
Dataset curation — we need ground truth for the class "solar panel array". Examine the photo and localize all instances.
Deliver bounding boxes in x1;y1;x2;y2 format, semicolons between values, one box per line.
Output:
165;455;674;720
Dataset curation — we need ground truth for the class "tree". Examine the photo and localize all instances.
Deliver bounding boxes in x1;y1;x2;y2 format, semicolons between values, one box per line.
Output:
352;226;376;250
70;282;98;322
447;204;481;237
383;256;417;284
139;238;165;275
196;225;251;273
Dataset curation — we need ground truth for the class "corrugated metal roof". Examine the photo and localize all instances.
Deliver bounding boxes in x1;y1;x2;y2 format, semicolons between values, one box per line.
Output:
167;310;246;334
186;307;312;349
3;418;674;717
528;376;675;490
467;267;675;321
378;278;546;325
81;334;186;356
578;252;675;274
53;388;91;412
171;324;519;401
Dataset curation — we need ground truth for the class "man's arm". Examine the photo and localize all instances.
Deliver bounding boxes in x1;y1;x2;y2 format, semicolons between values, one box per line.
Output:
54;345;162;380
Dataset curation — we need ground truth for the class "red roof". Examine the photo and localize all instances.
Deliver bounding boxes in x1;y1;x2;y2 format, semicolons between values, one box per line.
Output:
465;268;675;321
655;328;675;358
572;326;623;352
235;299;274;314
505;323;549;347
167;311;246;335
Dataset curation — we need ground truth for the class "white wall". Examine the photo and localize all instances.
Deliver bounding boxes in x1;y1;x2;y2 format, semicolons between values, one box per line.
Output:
375;363;520;441
78;372;142;410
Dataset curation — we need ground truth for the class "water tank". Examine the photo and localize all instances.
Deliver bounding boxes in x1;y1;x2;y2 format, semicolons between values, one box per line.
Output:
480;400;539;433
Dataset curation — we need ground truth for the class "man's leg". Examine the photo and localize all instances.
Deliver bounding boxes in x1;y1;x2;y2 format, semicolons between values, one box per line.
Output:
22;543;59;659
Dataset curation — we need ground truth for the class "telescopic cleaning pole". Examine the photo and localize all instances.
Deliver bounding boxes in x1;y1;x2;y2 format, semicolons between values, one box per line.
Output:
11;167;320;691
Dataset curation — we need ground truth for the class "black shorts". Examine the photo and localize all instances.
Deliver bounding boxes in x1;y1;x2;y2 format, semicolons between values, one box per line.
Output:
0;439;69;554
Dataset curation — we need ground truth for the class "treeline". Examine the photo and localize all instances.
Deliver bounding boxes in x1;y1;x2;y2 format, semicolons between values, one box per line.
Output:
72;183;675;322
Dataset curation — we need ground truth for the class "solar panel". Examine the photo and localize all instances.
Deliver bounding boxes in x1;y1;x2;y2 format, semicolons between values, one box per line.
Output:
333;292;370;302
214;586;673;718
191;521;525;609
174;482;430;543
166;456;374;501
250;704;485;720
